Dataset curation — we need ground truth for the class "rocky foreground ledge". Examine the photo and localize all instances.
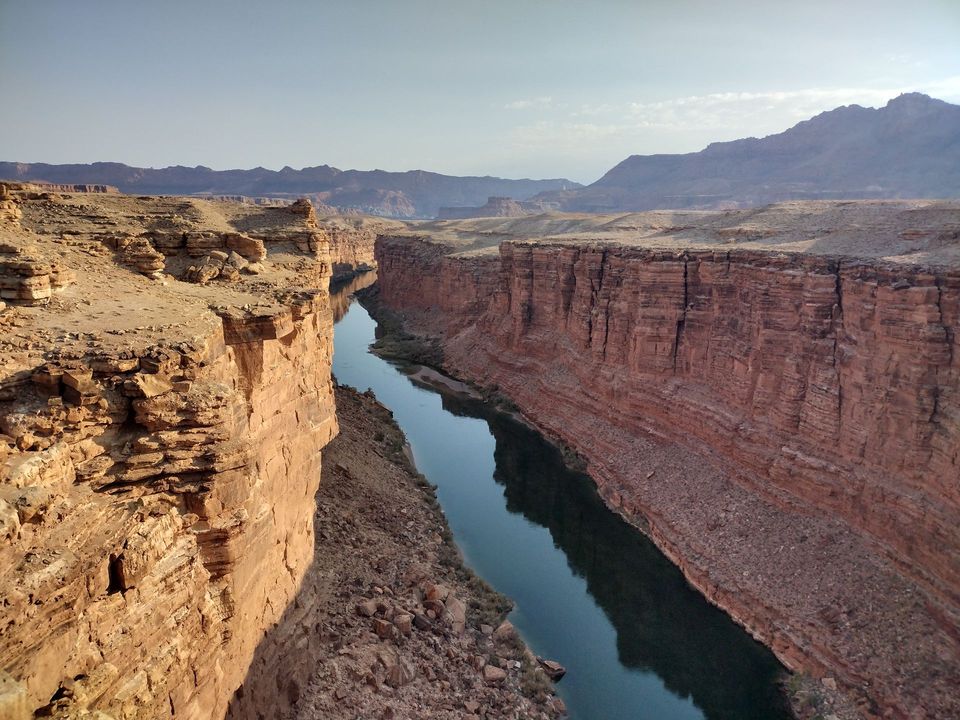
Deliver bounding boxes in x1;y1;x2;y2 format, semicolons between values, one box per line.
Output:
0;185;341;718
371;202;960;720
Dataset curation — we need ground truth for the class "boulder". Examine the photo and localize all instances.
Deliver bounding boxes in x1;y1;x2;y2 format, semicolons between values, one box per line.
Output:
444;595;466;635
424;583;450;602
373;618;395;640
385;659;416;688
224;233;266;262
124;373;173;399
356;598;378;617
482;665;506;684
393;613;413;636
536;657;567;681
493;620;516;643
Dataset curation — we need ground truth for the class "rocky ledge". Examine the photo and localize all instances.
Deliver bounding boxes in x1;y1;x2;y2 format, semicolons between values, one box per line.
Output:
0;187;341;719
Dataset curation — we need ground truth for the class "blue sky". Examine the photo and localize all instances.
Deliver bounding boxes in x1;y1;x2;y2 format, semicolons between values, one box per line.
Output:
1;0;958;183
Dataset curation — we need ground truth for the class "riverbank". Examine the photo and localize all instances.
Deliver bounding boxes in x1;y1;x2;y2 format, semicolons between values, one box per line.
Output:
288;385;565;720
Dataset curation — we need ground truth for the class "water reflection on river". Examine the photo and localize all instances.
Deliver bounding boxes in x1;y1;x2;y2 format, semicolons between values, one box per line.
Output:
330;270;378;322
330;282;790;720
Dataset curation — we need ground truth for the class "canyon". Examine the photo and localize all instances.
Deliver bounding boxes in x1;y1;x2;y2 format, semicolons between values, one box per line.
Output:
2;179;958;720
317;216;405;281
6;3;958;718
371;201;960;720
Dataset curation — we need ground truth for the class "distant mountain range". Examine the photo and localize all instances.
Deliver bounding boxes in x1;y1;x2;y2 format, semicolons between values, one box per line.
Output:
0;162;580;219
533;93;960;212
4;93;957;218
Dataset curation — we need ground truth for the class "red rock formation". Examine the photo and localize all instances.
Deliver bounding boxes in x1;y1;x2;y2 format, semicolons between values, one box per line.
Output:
0;181;119;196
0;192;338;719
0;184;23;225
1;302;338;719
374;229;960;719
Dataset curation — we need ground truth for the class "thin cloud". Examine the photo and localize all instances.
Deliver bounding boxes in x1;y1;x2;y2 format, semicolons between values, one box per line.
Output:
504;96;553;110
626;78;960;130
510;120;625;147
573;103;617;117
507;78;960;150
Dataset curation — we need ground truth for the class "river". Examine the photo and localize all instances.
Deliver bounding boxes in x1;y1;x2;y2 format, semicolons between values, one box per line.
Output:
331;278;791;720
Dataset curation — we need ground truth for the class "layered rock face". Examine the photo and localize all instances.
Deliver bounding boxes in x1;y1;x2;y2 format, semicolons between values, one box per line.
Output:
373;202;960;719
12;182;120;195
314;215;407;281
0;188;338;719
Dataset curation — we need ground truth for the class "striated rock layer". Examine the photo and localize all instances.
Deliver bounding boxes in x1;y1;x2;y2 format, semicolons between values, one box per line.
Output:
373;201;960;720
315;215;407;281
0;187;338;719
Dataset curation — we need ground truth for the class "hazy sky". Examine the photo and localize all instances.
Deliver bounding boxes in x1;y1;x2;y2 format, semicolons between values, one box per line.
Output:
1;0;958;183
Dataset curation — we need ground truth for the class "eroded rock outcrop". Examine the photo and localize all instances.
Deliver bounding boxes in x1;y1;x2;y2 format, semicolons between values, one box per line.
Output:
373;201;960;719
0;189;338;719
0;184;23;225
0;246;76;305
436;195;561;220
438;196;528;220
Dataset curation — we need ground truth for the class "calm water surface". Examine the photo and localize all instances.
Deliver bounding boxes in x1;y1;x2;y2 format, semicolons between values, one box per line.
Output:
332;285;790;720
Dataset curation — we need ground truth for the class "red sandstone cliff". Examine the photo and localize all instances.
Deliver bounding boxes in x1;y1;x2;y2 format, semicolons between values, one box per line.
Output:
373;203;960;719
0;190;338;719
